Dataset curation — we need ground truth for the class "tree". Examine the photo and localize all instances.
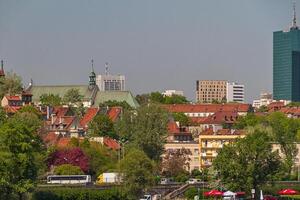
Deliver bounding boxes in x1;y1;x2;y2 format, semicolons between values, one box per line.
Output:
164;94;189;104
114;109;135;142
131;104;169;161
47;147;89;173
213;126;282;196
0;72;23;99
233;113;266;129
81;142;118;177
0;106;7;125
63;89;83;105
257;105;268;112
99;100;132;110
172;112;191;126
135;94;150;106
266;112;300;175
39;94;62;106
0;111;43;199
161;148;191;177
54;164;84;175
150;92;164;103
120;149;155;199
18;105;42;119
89;114;117;139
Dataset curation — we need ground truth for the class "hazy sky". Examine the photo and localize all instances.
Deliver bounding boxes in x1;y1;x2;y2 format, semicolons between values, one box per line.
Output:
0;0;296;102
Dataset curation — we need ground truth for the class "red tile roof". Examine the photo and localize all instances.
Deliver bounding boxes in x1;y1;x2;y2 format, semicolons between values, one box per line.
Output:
43;132;59;146
107;107;122;122
4;105;22;113
164;103;250;113
53;106;70;118
53;116;76;129
268;102;285;112
103;137;120;150
80;107;99;128
201;128;244;136
5;95;21;101
56;137;71;148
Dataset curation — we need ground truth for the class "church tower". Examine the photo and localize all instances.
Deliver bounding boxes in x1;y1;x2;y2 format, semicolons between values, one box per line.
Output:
89;59;96;86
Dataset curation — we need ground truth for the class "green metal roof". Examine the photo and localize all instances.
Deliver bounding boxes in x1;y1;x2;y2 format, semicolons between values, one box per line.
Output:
28;85;96;102
94;91;139;108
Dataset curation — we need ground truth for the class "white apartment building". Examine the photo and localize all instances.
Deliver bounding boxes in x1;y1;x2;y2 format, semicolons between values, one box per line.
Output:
162;90;184;97
96;74;125;91
252;92;273;108
226;82;245;103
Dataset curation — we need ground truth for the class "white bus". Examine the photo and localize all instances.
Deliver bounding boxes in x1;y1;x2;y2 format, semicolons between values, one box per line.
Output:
47;175;91;184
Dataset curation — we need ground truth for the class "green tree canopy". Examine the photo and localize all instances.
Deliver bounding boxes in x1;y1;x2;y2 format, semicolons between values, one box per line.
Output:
39;93;62;106
0;72;23;99
99;100;132;110
120;149;155;199
18;105;42;119
213;126;282;195
63;89;83;104
132;104;169;161
135;92;189;105
54;164;84;175
0;111;43;199
0;106;7;126
172;112;191;126
89;114;117;139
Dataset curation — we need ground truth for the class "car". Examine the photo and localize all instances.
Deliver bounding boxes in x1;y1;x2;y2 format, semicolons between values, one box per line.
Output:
139;195;151;200
263;195;277;200
160;178;174;185
186;178;202;184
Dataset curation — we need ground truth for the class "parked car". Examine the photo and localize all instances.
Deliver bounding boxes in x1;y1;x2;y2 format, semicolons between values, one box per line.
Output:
264;195;277;200
140;195;151;200
186;178;202;184
160;177;174;185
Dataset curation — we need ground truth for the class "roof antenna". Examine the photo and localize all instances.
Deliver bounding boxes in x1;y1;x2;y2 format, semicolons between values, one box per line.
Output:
105;62;109;75
292;1;298;29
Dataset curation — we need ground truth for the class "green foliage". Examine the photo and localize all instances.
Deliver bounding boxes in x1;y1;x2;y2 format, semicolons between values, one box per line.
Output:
54;164;84;175
174;171;189;183
0;111;43;199
18;105;42;119
120;149;155;199
81;142;118;177
0;106;7;125
184;188;209;200
135;92;189;105
0;71;23;99
287;102;300;107
39;94;62;106
100;100;132;110
213;126;282;194
257;105;269;112
114;109;135;141
234;113;266;129
172;112;191;126
63;88;83;104
132;104;169;160
31;188;129;200
89;114;117;139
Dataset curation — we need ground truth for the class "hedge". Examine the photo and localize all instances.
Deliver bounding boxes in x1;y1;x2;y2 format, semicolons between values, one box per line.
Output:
31;188;129;200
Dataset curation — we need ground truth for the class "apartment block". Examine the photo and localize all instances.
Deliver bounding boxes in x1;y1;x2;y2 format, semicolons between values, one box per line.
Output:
196;80;227;103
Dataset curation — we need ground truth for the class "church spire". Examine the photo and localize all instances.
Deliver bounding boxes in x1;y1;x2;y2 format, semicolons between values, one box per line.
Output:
89;59;96;86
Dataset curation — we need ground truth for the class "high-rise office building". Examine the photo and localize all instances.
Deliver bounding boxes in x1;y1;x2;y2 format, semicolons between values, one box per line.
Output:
273;4;300;101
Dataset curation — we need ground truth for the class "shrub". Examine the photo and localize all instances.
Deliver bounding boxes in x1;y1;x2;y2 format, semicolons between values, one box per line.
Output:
54;164;84;175
31;188;128;200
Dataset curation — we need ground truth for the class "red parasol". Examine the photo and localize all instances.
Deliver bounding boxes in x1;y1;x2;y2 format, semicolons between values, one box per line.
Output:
204;190;224;197
278;189;298;195
236;191;246;196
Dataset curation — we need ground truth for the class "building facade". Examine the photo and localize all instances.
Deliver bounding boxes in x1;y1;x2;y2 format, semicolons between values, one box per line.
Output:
96;74;125;91
162;90;184;97
196;80;227;103
273;7;300;101
226;82;244;103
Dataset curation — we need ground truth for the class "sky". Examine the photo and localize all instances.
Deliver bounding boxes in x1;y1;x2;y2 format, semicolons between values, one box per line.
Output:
0;0;296;102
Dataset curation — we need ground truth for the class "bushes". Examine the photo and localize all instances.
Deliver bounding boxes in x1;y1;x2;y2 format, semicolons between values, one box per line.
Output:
31;188;128;200
184;188;209;200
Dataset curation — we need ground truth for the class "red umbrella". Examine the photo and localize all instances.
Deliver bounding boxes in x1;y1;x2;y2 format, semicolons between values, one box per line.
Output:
236;192;246;196
278;189;298;195
204;190;224;197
